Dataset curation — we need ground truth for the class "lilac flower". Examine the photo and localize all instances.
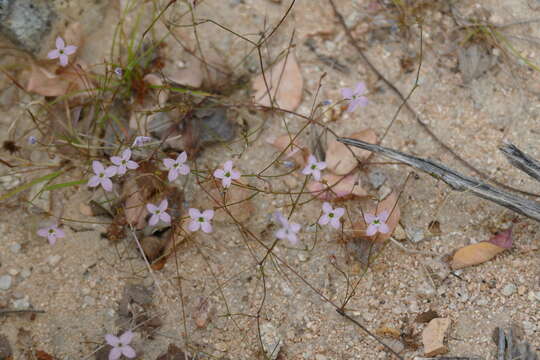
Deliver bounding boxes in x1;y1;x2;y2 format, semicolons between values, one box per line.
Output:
27;136;37;145
318;202;345;229
47;36;77;67
105;330;136;360
163;152;190;182
274;211;301;245
302;155;326;181
188;208;214;233
37;224;65;245
88;160;117;192
132;136;153;147
341;82;368;113
213;160;240;188
146;199;171;226
364;210;390;236
110;149;138;175
114;67;123;78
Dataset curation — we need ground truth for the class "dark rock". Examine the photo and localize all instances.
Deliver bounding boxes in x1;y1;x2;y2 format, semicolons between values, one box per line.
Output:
0;0;56;54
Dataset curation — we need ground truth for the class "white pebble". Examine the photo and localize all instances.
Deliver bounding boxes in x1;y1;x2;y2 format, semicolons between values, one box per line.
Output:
48;255;62;266
10;243;21;254
0;275;12;290
501;284;516;297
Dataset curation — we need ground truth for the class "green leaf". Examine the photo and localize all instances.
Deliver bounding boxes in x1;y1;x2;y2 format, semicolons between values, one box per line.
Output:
0;171;63;202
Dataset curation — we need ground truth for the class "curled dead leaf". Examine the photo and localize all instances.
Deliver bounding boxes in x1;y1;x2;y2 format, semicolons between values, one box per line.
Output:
451;242;507;270
351;191;401;241
268;134;308;167
307;173;367;200
252;53;303;111
326;129;377;175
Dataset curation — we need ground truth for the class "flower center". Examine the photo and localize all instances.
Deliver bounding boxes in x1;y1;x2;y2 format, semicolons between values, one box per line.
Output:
155;210;161;214
373;219;380;225
198;217;204;223
59;49;64;55
225;171;231;178
99;173;104;178
329;213;334;218
121;160;127;165
48;229;55;234
311;164;317;170
173;163;179;168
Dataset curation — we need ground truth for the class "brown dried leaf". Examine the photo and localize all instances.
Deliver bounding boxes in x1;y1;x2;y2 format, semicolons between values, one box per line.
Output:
307;173;367;200
450;242;506;270
35;350;55;360
123;176;148;230
351;191;401;241
26;61;94;97
415;310;439;324
268;134;309;167
326;129;377;175
252;53;303;111
375;326;401;339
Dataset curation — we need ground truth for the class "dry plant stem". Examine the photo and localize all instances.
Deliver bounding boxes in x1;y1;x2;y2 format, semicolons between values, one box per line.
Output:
0;309;45;315
499;142;540;182
327;0;540;198
338;138;540;223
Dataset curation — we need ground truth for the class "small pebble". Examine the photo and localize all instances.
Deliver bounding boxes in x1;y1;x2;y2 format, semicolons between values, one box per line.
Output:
8;269;18;276
12;297;30;310
368;171;387;189
408;228;424;243
9;243;21;254
48;255;62;267
84;296;96;306
0;275;12;290
501;284;516;297
20;269;31;279
378;185;392;200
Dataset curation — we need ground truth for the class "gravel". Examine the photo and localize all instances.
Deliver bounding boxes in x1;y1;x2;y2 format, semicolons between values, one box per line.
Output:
0;275;12;290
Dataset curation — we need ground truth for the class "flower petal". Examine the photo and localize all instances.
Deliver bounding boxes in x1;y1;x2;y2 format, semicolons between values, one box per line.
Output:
341;87;353;99
364;213;376;224
189;208;202;219
146;203;158;213
346;100;359;113
55;37;65;50
177;151;187;163
122;149;132;160
366;224;377;236
64;45;77;55
37;228;49;237
318;214;330;226
101;178;113;192
92;160;104;174
108;347;122;360
115;165;127;176
105;334;120;347
47;49;60;59
188;220;200;232
230;170;241;180
202;209;214;220
121;345;136;358
105;166;117;177
330;218;341;229
55;228;65;238
148;214;159;226
378;210;390;222
168;168;179;182
159;199;168;211
87;176;101;188
322;202;333;214
119;330;134;344
275;228;287;240
334;207;345;218
302;165;312;176
222;177;232;188
312;169;321;181
201;222;213;233
178;164;190;175
59;54;69;67
160;212;171;224
289;222;301;233
354;82;367;95
214;169;225;179
110;156;122;166
163;158;175;169
47;233;57;245
316;161;327;170
126;160;139;170
223;160;233;172
378;223;389;234
287;233;299;245
357;96;369;107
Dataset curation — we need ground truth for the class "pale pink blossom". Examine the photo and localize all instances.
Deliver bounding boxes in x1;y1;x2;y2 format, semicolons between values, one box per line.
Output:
37;224;65;245
188;208;214;233
274;211;301;245
341;82;368;113
147;199;171;226
110;149;138;175
302;155;326;181
105;330;136;360
364;210;390;236
47;36;77;67
318;202;345;229
163;152;190;182
88;160;117;191
213;160;240;188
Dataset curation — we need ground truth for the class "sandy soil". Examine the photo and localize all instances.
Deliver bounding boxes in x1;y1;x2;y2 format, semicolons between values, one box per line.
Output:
0;0;539;359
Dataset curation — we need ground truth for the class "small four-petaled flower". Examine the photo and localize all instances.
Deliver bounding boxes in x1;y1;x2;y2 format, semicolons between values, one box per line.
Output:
364;210;390;236
37;224;65;245
163;152;190;182
132;136;153;147
110;149;138;175
88;160;117;192
274;211;301;245
105;330;136;360
302;155;326;181
318;202;345;229
147;199;171;226
188;208;214;233
213;160;240;188
341;82;368;113
47;36;77;67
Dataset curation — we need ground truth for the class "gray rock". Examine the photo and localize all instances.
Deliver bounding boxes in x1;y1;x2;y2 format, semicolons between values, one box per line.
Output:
368;170;386;189
0;0;56;54
12;297;30;309
9;243;21;254
0;275;12;290
20;268;31;279
260;322;282;360
47;255;62;267
83;296;95;306
501;284;516;297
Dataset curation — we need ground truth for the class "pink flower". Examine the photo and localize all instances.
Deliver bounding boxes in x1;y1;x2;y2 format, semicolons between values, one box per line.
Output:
302;155;326;181
364;211;389;236
132;136;153;147
213;160;240;188
105;330;136;360
37;224;65;245
110;149;138;175
318;202;345;229
274;211;301;245
146;199;171;226
188;208;214;233
163;152;190;182
341;82;368;113
47;37;77;67
88;160;117;192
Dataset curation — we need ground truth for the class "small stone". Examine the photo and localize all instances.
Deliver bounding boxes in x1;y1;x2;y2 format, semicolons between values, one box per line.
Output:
378;185;392;200
12;297;30;310
20;268;31;279
422;318;451;357
7;269;18;276
83;296;95;306
517;285;526;296
47;255;62;267
81;287;91;295
393;224;407;241
407;228;424;243
298;253;308;262
368;170;386;189
0;334;12;358
260;322;282;360
315;355;327;360
0;275;12;290
501;283;516;297
522;320;535;335
9;243;21;254
383;339;405;354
